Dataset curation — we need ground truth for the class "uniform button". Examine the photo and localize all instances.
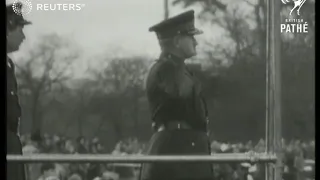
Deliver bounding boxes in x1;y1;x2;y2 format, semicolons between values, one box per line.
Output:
191;142;195;146
10;91;14;95
7;62;11;68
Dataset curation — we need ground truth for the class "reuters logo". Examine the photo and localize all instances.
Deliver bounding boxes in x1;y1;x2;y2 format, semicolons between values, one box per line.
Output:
12;0;32;16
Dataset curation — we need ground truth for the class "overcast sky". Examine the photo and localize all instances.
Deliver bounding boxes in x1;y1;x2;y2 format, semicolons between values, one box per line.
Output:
8;0;217;56
6;0;223;75
6;0;251;77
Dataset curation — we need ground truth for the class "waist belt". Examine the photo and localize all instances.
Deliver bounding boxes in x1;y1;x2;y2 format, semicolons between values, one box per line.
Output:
157;121;192;132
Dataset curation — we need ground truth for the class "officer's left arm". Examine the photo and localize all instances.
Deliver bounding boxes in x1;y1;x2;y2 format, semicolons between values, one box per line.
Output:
156;62;181;97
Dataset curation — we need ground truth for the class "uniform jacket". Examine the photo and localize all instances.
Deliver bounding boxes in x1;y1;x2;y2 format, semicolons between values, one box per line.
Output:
140;53;213;180
7;56;26;180
7;56;22;134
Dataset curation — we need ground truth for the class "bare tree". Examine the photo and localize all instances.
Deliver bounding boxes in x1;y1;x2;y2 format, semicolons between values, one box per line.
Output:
16;34;81;133
172;0;315;140
89;57;149;140
67;79;99;137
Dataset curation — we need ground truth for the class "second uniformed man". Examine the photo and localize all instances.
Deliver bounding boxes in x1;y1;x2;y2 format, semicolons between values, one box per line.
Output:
7;3;32;180
140;10;214;180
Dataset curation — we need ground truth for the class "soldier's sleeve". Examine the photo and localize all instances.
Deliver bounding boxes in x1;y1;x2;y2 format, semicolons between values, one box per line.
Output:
6;57;22;134
156;62;180;97
145;61;180;97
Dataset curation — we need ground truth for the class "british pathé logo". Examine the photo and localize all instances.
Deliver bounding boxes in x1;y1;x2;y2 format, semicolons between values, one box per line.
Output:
280;0;308;33
281;0;306;16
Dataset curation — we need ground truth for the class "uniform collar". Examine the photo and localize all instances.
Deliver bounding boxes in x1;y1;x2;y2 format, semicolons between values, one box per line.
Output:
160;52;185;67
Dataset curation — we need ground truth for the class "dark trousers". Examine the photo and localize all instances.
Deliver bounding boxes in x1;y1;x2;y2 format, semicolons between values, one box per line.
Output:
7;130;26;180
140;130;214;180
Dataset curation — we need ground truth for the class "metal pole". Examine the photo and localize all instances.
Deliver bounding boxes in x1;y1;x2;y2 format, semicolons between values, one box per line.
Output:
164;0;169;20
265;0;274;180
266;0;282;180
272;0;282;179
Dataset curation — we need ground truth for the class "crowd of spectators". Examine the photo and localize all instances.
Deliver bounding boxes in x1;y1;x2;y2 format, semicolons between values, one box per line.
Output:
20;132;315;180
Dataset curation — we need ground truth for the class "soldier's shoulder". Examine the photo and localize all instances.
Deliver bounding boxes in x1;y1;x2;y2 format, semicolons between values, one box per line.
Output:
145;59;176;88
149;58;176;76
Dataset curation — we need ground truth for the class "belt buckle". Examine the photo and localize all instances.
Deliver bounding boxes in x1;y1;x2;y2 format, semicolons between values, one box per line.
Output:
177;123;181;129
158;125;165;132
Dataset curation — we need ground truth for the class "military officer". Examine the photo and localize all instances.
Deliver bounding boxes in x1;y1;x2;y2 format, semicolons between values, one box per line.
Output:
7;3;32;180
140;10;213;180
